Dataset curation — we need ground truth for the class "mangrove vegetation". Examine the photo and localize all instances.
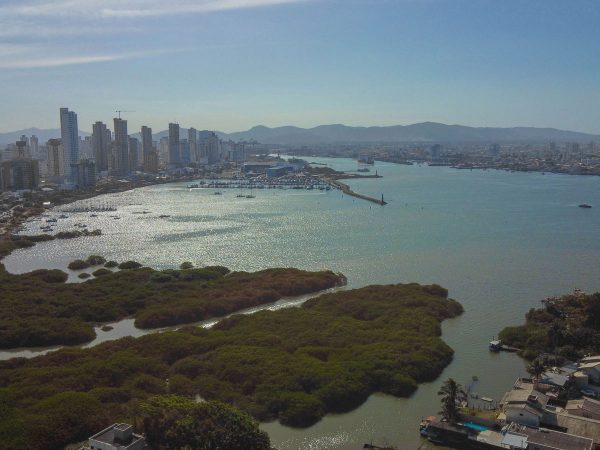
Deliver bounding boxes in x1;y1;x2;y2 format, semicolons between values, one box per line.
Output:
498;291;600;360
0;262;344;349
0;282;462;449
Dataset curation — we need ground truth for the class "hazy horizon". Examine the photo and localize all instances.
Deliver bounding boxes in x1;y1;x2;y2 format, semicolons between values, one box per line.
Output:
1;0;599;134
3;120;600;138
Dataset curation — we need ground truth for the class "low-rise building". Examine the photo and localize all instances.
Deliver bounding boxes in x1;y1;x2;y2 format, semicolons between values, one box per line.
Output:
565;397;600;421
83;423;147;450
500;380;549;428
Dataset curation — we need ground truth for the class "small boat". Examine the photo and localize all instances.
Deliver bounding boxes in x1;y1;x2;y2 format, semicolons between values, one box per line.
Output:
489;340;502;352
579;203;592;208
58;214;69;219
187;183;199;189
46;218;57;223
90;214;98;217
159;214;171;218
213;192;222;195
246;195;255;199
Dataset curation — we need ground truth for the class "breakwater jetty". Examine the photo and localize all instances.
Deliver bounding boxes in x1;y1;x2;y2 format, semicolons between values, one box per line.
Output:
330;179;387;205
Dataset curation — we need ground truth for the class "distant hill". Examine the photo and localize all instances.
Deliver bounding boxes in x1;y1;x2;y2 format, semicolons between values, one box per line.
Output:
223;123;600;145
0;128;90;145
2;123;598;146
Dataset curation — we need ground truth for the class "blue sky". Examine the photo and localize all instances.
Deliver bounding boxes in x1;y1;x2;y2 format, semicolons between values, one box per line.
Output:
1;0;599;134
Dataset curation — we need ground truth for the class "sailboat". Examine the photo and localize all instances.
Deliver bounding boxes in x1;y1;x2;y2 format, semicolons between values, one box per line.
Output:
237;184;245;198
246;185;255;198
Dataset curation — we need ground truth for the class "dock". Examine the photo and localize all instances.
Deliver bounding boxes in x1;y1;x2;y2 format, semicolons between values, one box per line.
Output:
489;339;519;353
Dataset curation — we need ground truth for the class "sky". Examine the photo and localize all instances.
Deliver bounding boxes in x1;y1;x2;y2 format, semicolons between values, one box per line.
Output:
0;0;599;134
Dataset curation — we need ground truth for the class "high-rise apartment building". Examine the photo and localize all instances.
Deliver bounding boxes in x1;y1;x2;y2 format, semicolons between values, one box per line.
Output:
188;127;198;163
30;135;39;158
77;159;96;188
59;107;80;184
128;137;140;171
141;126;153;156
180;139;190;165
92;121;110;172
113;117;129;176
158;137;169;165
46;139;64;180
203;132;221;165
168;123;180;167
0;142;40;191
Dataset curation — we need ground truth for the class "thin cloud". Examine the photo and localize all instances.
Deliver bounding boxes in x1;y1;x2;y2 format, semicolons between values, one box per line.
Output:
0;48;184;69
0;0;310;18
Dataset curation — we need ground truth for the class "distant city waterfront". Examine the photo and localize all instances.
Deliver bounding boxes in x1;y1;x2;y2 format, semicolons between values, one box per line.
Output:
5;157;600;449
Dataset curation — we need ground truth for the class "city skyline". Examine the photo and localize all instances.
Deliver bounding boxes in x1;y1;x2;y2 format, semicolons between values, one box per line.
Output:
1;0;600;134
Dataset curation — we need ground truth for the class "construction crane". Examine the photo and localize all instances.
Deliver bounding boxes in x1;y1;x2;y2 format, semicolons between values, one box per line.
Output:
115;110;135;119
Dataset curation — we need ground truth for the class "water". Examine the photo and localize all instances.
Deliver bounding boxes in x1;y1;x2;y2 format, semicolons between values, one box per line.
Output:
4;158;600;449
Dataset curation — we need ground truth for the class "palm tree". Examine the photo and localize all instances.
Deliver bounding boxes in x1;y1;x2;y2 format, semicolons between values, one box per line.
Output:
527;358;547;390
438;378;466;424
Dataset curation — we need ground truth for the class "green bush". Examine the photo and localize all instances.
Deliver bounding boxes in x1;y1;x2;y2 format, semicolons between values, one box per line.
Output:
104;261;118;268
92;268;112;277
118;261;142;270
86;255;106;266
68;259;90;270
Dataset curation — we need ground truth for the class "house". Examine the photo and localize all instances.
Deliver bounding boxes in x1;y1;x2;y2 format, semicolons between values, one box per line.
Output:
566;397;600;421
507;422;594;450
579;361;600;384
500;380;549;428
83;423;147;450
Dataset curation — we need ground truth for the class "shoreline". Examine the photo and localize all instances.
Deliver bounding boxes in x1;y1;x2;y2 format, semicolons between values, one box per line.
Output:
0;174;199;260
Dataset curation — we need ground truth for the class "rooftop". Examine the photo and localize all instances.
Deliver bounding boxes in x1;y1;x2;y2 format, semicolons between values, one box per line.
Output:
543;411;600;444
88;423;145;449
509;423;593;450
501;384;549;409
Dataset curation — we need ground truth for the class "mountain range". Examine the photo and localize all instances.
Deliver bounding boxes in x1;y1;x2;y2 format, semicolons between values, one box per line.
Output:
1;123;598;146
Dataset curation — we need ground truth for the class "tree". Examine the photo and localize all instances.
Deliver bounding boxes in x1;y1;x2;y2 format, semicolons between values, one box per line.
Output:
140;395;270;450
438;378;465;424
586;293;600;330
527;358;547;389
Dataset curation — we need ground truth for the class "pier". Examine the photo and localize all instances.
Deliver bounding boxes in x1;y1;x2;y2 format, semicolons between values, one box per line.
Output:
330;179;387;205
186;172;387;206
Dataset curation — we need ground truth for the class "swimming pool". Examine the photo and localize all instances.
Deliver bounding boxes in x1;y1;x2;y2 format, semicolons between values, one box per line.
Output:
463;422;489;432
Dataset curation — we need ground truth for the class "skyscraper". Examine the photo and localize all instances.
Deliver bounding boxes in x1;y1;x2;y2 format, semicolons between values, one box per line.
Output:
141;125;156;172
59;107;80;184
141;126;153;156
188;127;198;163
180;139;190;165
204;132;221;165
168;123;180;168
92;121;110;172
128;137;140;171
46;139;64;180
30;135;39;158
113;117;129;176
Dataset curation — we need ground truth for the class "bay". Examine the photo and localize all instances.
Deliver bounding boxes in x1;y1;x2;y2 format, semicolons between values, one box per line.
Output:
4;157;600;448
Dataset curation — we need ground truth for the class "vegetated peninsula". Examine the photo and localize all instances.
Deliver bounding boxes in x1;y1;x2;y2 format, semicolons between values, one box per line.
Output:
0;262;344;349
498;291;600;361
0;282;462;450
